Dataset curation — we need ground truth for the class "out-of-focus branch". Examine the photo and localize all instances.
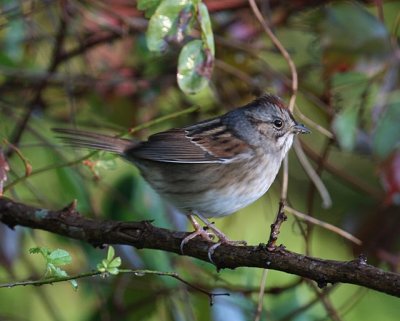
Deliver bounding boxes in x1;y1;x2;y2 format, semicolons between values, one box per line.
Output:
0;197;399;298
6;15;68;157
300;142;382;200
248;0;298;111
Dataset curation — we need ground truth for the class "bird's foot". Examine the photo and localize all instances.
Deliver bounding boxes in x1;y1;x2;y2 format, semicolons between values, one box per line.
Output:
180;228;214;253
180;214;246;264
196;213;247;262
180;214;214;253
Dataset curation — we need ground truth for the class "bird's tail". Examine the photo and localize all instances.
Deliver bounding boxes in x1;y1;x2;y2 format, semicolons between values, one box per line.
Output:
53;128;135;155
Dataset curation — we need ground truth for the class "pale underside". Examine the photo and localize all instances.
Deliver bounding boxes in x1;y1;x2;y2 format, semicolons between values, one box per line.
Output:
134;150;282;218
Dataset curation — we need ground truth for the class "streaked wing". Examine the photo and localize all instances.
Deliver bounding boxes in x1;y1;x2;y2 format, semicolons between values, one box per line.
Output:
128;117;254;163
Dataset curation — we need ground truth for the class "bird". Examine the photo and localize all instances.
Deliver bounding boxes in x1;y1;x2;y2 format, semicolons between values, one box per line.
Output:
54;94;310;259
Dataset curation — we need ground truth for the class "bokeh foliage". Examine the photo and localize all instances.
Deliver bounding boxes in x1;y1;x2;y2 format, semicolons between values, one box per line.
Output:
0;1;400;320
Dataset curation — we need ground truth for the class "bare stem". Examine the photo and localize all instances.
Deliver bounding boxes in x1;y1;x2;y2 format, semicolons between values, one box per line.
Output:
248;0;298;111
285;206;362;246
0;268;228;305
254;269;269;321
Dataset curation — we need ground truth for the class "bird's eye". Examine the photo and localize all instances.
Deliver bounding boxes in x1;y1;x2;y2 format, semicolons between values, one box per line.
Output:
273;119;283;129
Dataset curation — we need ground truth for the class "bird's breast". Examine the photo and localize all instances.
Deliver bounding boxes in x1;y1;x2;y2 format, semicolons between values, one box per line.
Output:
135;151;282;218
199;153;281;217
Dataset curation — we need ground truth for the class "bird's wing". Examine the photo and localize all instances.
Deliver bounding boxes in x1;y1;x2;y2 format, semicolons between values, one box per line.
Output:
128;117;254;163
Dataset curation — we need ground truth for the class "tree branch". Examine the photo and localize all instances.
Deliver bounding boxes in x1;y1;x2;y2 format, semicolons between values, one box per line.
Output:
1;197;399;298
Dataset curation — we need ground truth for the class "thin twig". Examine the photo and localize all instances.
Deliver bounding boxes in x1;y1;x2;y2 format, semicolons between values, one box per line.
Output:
4;151;98;192
215;59;256;88
307;281;343;321
267;202;287;250
248;0;298;111
254;269;269;321
0;270;102;288
281;154;289;201
0;268;228;305
167;273;229;306
300;142;382;200
304;137;334;254
294;105;334;139
293;140;332;208
118;269;229;305
279;286;335;321
285;206;362;246
3;139;32;177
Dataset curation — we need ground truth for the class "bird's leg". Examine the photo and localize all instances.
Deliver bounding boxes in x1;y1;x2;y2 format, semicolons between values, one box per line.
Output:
180;214;214;253
196;213;247;263
180;213;247;262
195;214;231;242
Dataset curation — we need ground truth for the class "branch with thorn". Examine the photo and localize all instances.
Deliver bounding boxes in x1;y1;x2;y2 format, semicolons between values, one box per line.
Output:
0;197;399;298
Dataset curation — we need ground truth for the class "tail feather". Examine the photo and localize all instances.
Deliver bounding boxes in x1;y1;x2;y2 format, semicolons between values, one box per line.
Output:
53;128;135;155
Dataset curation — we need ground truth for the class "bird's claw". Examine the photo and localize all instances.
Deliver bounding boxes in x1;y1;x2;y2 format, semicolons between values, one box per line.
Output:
180;228;214;254
182;213;246;263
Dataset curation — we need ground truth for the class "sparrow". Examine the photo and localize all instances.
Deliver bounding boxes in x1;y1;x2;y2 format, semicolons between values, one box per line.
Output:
54;94;310;259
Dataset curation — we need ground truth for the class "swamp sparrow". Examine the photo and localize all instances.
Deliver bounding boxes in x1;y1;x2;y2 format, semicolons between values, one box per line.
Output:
54;94;309;257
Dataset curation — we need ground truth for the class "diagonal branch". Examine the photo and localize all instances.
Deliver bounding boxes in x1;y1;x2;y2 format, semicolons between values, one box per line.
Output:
6;16;68;157
0;197;399;298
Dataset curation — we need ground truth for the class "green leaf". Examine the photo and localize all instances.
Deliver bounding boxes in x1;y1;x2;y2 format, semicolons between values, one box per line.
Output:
30;246;53;262
50;266;78;290
106;246;115;262
50;265;68;278
137;0;161;18
332;106;359;151
48;249;72;266
29;247;47;255
108;257;122;269
97;246;122;275
107;267;120;275
30;247;78;290
146;0;193;52
373;102;400;158
197;2;214;55
177;39;212;94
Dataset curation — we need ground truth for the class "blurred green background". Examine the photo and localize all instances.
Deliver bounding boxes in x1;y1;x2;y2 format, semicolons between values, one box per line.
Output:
1;0;400;320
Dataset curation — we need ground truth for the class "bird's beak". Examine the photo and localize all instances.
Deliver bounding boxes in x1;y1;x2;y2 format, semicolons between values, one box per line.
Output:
292;123;310;134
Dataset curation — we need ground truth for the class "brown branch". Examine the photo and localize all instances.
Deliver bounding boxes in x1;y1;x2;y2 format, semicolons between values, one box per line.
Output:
267;201;287;251
0;197;399;298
